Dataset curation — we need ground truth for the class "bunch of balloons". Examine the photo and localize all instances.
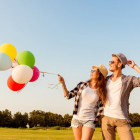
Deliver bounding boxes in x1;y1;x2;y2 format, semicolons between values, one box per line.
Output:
0;43;40;91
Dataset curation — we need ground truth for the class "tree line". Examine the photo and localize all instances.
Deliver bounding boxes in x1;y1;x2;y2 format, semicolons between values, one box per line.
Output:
0;109;140;128
0;109;72;128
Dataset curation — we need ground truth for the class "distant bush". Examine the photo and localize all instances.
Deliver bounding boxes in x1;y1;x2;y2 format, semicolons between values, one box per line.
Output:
29;127;47;130
27;126;72;130
18;127;26;129
51;126;61;130
67;127;72;130
132;127;140;133
60;127;67;130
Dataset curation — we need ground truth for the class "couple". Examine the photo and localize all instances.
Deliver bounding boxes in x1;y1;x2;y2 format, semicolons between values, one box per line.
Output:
58;53;140;140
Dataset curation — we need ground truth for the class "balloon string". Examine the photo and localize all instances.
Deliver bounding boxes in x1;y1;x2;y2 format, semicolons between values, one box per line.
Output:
48;83;54;85
17;82;28;93
33;70;58;76
39;71;58;75
48;82;60;89
11;59;18;68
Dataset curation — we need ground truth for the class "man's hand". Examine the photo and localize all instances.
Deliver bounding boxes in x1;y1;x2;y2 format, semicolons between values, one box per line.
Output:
127;60;140;74
127;60;135;68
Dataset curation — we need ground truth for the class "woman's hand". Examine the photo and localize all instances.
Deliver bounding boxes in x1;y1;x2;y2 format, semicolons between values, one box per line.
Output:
58;75;68;97
58;75;65;85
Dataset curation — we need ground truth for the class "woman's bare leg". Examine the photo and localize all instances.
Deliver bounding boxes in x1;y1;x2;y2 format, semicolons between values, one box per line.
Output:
81;126;94;140
72;126;82;140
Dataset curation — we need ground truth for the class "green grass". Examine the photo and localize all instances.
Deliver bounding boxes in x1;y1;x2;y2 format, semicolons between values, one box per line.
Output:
0;127;140;140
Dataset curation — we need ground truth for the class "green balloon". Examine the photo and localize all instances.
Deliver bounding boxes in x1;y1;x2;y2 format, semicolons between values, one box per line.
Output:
17;51;35;68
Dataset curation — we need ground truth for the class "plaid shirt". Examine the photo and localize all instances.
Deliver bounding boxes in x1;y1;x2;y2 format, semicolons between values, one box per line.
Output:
106;74;140;122
65;80;104;125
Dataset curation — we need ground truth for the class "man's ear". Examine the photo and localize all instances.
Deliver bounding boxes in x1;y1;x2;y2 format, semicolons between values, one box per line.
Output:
118;62;123;68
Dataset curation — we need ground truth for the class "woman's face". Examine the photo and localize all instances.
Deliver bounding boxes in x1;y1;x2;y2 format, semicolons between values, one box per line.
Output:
90;67;100;80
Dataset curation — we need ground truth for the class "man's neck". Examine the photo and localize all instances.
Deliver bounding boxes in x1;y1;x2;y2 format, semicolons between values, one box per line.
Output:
111;70;122;81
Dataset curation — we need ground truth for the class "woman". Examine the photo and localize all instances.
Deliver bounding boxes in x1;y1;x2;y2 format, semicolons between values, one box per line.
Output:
58;64;108;140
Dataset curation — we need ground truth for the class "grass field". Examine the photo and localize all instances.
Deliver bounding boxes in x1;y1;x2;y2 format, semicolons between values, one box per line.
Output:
0;127;140;140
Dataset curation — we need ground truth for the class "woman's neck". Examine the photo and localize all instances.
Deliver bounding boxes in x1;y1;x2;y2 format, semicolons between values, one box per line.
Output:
89;80;97;89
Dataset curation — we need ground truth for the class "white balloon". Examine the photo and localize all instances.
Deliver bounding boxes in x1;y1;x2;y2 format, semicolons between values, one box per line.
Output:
12;65;33;84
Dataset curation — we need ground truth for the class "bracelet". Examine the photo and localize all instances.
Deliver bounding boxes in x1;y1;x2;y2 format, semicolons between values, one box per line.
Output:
132;64;137;69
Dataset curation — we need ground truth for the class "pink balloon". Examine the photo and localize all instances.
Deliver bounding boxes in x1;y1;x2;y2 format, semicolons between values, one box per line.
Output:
10;59;19;72
29;66;40;82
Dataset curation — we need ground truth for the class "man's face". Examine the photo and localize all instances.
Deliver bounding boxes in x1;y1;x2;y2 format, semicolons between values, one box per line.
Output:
109;56;122;72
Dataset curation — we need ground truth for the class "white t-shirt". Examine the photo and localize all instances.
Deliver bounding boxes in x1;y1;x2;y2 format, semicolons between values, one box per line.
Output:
73;86;99;121
103;77;125;119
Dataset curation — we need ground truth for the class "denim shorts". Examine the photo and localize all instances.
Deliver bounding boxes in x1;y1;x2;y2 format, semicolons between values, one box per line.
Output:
71;119;95;130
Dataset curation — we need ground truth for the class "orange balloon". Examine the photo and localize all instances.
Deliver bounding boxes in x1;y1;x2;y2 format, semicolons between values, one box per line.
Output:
7;75;25;91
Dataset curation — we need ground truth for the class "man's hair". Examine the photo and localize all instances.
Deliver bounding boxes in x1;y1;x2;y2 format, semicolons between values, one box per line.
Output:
118;59;123;69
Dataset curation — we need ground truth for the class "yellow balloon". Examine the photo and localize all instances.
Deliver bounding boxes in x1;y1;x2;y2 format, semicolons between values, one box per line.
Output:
0;43;17;61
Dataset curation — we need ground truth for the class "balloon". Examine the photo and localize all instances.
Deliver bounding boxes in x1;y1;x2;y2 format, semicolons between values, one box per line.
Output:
10;59;19;72
7;75;25;91
29;66;40;82
12;65;33;84
17;51;35;68
0;43;17;61
0;52;12;71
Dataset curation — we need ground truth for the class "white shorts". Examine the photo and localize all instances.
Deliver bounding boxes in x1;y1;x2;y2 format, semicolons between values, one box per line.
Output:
71;119;95;130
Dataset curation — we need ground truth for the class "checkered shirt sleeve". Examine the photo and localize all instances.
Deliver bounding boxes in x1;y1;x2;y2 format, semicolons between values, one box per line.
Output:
65;82;83;100
93;99;104;125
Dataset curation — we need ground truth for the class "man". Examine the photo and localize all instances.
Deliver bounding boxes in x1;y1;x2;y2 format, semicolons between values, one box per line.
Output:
102;53;140;140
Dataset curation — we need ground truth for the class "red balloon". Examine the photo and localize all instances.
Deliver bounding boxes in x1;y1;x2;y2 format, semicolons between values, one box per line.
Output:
29;66;40;82
7;75;25;91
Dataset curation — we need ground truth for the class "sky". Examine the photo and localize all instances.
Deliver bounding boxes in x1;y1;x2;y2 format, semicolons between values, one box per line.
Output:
0;0;140;116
